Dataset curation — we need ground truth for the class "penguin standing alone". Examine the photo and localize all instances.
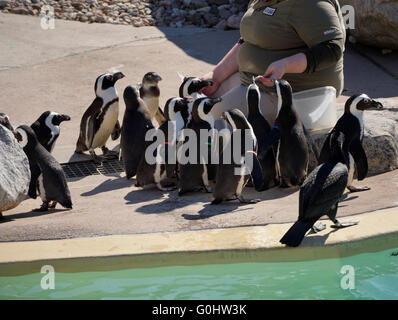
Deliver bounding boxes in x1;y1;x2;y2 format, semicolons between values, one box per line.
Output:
139;72;166;128
15;125;72;212
136;97;190;190
178;97;221;195
75;72;125;162
272;79;309;188
319;94;383;192
27;111;71;201
246;79;277;190
120;85;154;179
212;109;263;204
280;130;358;247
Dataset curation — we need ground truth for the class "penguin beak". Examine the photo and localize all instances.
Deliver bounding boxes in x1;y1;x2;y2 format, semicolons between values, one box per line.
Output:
370;100;383;110
60;114;71;122
54;114;71;125
203;97;221;114
112;72;125;82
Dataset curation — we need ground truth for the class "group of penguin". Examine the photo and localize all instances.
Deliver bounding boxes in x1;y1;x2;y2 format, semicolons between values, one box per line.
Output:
0;70;383;247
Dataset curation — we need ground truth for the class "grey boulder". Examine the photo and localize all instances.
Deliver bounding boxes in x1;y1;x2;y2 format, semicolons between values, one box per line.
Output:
0;125;30;215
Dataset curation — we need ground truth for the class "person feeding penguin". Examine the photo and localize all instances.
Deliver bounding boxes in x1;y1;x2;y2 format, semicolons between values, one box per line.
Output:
200;0;346;126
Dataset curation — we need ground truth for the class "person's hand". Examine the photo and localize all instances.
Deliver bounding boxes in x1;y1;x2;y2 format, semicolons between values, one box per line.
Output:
259;59;287;87
200;71;220;97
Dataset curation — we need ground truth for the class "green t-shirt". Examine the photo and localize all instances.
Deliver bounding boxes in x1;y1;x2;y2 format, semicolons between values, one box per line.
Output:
239;0;346;95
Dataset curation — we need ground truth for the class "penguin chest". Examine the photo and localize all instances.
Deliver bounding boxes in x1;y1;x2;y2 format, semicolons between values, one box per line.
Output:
143;96;158;119
92;101;119;148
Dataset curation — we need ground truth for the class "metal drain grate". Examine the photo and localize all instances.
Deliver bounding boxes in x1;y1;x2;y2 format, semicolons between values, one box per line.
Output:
61;159;124;179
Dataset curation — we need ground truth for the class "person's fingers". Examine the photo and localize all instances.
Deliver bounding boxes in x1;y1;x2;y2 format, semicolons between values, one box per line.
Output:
257;76;274;87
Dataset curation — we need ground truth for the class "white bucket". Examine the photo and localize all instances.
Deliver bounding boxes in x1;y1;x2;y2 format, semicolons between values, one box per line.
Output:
292;86;337;132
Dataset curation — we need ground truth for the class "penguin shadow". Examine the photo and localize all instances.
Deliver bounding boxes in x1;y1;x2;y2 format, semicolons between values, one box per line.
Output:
339;193;359;203
246;185;299;201
81;177;136;197
182;202;254;220
0;208;70;223
301;228;340;246
125;188;171;206
134;191;208;214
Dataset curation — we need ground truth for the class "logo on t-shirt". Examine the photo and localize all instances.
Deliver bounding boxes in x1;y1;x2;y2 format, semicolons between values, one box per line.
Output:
263;7;276;16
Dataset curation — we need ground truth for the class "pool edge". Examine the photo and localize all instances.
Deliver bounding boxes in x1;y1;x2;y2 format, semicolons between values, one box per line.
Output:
1;207;398;275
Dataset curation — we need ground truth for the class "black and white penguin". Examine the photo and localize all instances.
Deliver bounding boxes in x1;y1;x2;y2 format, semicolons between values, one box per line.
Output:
75;72;125;162
136;97;190;190
31;111;70;153
319;94;383;192
178;96;220;195
139;72;166;128
246;79;277;190
0;113;14;132
212;109;263;204
273;79;309;187
15;125;72;212
280;130;358;247
178;76;213;121
120;85;154;179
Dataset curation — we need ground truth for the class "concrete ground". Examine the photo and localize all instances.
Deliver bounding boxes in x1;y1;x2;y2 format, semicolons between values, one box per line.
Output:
1;13;398;242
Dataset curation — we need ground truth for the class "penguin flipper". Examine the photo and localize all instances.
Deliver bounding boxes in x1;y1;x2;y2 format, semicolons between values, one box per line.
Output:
111;120;121;141
349;138;368;181
87;115;96;149
258;126;281;159
280;220;314;247
28;162;41;199
247;151;264;191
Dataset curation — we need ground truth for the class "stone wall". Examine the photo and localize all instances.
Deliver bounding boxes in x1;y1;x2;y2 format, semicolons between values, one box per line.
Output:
0;0;248;29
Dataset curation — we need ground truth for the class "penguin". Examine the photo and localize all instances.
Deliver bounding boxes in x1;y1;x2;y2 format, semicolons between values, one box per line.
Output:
212;109;263;204
31;111;70;153
0;113;14;132
179;76;213;100
120;85;154;179
139;72;166;128
273;79;309;188
75;72;125;162
15;125;72;212
178;96;221;195
135;97;191;190
246;78;277;190
319;94;383;192
280;130;359;247
28;111;71;207
178;76;213;121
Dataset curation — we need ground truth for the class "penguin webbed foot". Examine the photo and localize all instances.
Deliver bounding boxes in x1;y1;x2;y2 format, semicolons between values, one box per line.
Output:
49;201;57;209
347;185;371;193
101;147;119;160
33;202;49;212
331;220;359;229
311;221;326;233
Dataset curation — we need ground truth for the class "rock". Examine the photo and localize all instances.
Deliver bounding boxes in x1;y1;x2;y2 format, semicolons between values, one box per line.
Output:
203;12;218;26
226;14;241;29
309;101;398;175
191;0;208;9
208;0;229;5
10;7;30;15
218;5;231;19
340;0;398;49
0;126;30;214
0;0;10;9
215;18;227;30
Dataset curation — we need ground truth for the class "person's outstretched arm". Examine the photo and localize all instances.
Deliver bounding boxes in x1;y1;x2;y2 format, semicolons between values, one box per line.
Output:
201;42;240;97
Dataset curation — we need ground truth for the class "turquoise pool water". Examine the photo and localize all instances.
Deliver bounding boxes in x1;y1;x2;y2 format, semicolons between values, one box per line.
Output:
1;248;397;300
